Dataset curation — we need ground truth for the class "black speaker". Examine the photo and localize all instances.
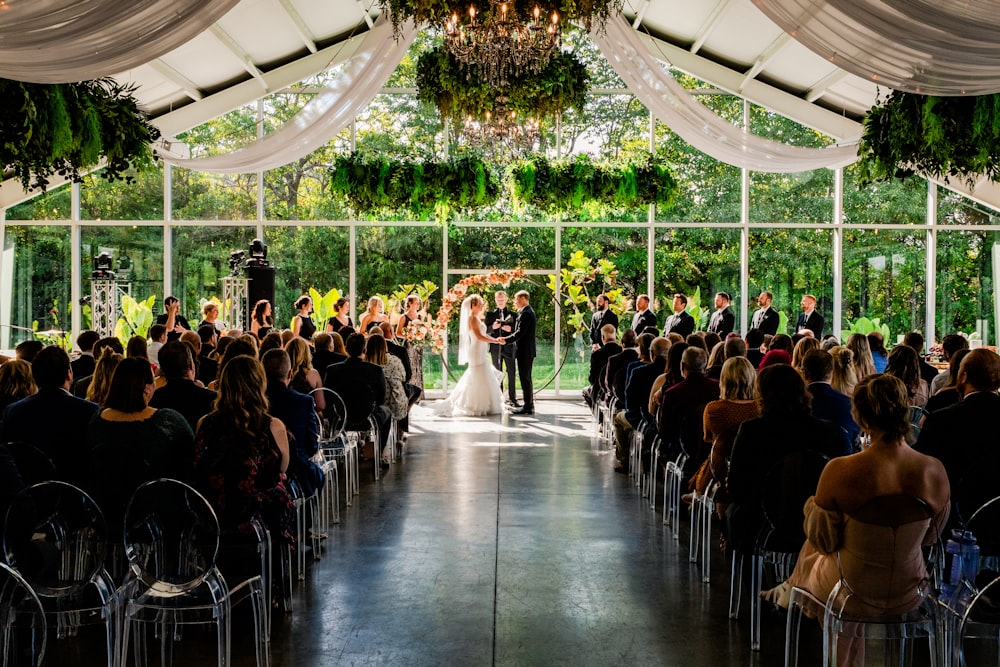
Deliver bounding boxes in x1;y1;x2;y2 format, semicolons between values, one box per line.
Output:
246;265;276;315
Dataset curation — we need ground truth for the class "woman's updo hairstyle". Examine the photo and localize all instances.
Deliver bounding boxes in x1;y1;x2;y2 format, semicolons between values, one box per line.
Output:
294;295;311;310
852;374;911;442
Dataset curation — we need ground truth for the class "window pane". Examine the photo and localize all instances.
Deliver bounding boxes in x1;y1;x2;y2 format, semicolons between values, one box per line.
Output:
936;230;999;345
449;225;554;271
750;169;833;223
2;225;71;349
5;185;72;220
80;170;164;220
843;168;925;225
265;225;351;319
172;225;257;325
171;170;257;221
940;191;1000;226
81;225;164;328
842;230;926;340
750;228;834;336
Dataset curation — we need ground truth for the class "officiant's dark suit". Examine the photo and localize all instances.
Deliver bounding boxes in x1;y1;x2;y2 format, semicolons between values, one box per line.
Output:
486;304;517;403
505;295;537;414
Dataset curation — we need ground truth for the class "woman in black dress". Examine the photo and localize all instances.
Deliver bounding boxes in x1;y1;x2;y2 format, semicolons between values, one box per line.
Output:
325;297;353;334
396;294;425;400
250;299;273;338
292;295;316;343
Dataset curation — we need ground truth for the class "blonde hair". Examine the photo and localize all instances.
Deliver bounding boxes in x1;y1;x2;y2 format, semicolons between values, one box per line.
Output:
852;374;911;442
86;348;123;406
719;357;756;401
285;337;313;379
791;336;820;371
367;296;384;313
829;346;859;396
846;333;877;379
0;360;36;404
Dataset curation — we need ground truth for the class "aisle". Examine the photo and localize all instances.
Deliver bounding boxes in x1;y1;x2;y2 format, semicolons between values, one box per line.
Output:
269;401;756;666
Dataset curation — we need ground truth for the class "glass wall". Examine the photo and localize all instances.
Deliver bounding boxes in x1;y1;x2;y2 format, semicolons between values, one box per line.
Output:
172;225;256;325
81;225;164;312
1;225;71;348
936;229;999;342
749;228;834;336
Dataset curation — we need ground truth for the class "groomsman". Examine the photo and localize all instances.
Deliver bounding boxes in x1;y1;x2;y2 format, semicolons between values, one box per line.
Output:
486;291;518;406
707;292;735;337
663;293;695;338
590;294;619;351
750;291;780;336
630;294;658;336
795;293;825;338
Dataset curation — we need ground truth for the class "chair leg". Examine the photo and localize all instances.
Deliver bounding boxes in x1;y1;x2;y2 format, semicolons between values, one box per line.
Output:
701;498;713;583
729;552;743;619
689;496;701;563
751;553;763;651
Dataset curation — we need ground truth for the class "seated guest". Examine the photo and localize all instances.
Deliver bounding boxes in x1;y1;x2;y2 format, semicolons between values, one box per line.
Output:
846;333;877;380
726;364;847;553
286;338;325;411
759;348;791;369
903;331;939;387
87;357;194;480
802;349;860;451
85;348;123;407
649;342;688;416
868;331;889;373
258;331;284;358
584;324;620;407
15;340;43;363
262;349;323;496
791;336;820;373
378;322;415;435
126;335;149;361
745;329;765;369
656;347;720;477
765;374;949;653
71;330;101;379
146;324;167;367
155;295;190;340
930;333;970;395
706;341;726;380
688;356;758;502
885;345;929;408
208;339;257;390
364;333;408;462
149;341;217;431
183;329;217;386
923;348;970;414
193;354;295;549
828;346;859;397
685;333;708;353
916;348;1000;519
324;333;392;465
2;346;99;485
613;337;669;472
604;329;639;403
769;333;794;356
703;332;722;355
198;324;218;358
312;332;338;379
0;360;36;415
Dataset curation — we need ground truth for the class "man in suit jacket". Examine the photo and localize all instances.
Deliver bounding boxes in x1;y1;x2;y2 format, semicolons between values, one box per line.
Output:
745;328;766;369
149;341;217;431
485;291;517;404
1;346;99;486
603;329;638;403
324;333;392;457
663;293;695;338
70;330;100;380
795;293;824;338
915;348;1000;517
707;292;736;337
502;291;537;414
613;337;669;472
584;324;620;407
802;349;859;450
180;331;218;388
263;348;324;496
750;291;780;336
656;347;720;476
589;294;619;351
630;294;658;336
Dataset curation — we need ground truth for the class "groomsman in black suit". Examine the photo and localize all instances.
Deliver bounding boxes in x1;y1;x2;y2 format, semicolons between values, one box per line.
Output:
707;292;735;337
630;294;658;336
663;293;695;338
750;291;780;336
589;294;619;351
502;290;536;415
486;290;518;405
795;293;824;338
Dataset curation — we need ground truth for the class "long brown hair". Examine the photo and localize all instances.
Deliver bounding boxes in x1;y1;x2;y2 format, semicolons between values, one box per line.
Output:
213;354;269;437
285;337;313;379
365;333;388;366
0;360;36;404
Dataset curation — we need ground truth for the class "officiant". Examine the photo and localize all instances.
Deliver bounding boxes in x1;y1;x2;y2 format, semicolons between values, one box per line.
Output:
486;290;518;407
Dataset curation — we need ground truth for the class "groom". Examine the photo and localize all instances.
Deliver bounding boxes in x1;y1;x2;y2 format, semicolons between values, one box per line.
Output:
501;290;536;415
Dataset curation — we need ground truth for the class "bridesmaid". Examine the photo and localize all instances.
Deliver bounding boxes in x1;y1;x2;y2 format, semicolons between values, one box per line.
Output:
291;295;316;343
359;296;388;334
396;295;425;401
250;300;273;338
325;297;354;334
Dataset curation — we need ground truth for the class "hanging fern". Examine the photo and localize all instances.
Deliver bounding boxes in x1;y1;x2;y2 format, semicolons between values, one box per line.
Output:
0;77;159;190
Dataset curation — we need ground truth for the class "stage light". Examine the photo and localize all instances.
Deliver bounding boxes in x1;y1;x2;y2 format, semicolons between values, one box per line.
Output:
92;251;116;279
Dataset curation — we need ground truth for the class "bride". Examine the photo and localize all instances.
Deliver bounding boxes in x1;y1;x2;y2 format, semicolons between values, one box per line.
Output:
434;294;506;417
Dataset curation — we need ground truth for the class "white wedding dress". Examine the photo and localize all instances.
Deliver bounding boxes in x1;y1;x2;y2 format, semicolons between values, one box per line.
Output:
434;307;505;417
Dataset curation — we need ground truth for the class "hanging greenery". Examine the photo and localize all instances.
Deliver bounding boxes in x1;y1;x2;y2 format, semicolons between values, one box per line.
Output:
329;152;501;219
856;90;1000;188
415;45;589;122
509;154;677;212
380;0;624;38
0;78;160;190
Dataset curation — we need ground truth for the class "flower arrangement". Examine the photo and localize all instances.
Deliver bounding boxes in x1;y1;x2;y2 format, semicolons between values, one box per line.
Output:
402;318;432;346
431;268;527;353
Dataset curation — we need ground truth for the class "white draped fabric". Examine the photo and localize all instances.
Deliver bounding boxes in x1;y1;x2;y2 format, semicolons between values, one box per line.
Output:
0;0;240;84
752;0;1000;96
591;16;859;173
161;16;417;174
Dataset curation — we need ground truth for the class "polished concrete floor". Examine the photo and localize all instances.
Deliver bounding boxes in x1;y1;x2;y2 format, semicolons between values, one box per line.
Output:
262;400;789;667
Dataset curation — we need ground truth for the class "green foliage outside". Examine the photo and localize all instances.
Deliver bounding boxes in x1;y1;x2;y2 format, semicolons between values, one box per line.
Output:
840;316;891;345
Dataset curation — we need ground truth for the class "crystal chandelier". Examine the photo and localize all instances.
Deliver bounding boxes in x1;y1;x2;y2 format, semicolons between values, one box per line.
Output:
444;0;560;88
460;103;541;159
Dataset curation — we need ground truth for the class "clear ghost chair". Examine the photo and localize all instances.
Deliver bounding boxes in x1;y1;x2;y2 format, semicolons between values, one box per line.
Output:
311;387;354;511
0;562;47;666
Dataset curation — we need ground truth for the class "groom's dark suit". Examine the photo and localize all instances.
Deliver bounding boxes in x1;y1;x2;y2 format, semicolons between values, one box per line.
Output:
506;305;537;412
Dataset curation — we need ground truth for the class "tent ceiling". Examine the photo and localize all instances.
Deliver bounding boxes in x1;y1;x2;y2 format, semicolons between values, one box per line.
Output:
2;0;996;212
